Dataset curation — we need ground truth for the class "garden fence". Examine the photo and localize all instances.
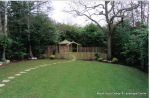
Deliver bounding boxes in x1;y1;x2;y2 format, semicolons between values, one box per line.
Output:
47;45;107;60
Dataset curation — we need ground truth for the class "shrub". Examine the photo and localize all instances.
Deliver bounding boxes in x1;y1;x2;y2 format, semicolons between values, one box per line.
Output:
102;59;107;62
112;57;118;63
39;54;47;59
95;53;100;60
49;55;55;59
7;51;27;60
0;34;12;48
97;57;103;61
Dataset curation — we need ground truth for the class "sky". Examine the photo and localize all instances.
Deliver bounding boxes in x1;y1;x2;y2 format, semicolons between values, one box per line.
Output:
49;0;143;27
49;0;91;26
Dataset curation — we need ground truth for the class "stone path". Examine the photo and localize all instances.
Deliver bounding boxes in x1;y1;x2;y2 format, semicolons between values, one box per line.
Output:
0;59;75;89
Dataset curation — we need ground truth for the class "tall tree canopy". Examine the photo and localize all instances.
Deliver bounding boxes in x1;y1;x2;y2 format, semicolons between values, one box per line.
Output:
66;0;144;60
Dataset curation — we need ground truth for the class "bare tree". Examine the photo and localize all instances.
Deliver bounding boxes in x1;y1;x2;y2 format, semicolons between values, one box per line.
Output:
128;1;135;27
32;1;52;15
140;1;144;22
128;1;149;26
66;0;140;60
147;2;149;25
141;1;149;25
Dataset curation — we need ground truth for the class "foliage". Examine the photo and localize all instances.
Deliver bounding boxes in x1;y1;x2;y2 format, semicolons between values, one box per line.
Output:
112;20;131;61
94;53;100;60
30;13;58;57
5;1;33;60
0;34;12;48
0;34;12;60
79;23;106;47
5;1;58;60
112;21;148;71
56;23;106;47
6;37;27;60
122;24;148;71
102;59;107;62
112;57;118;63
97;57;103;61
0;1;148;72
49;55;55;59
56;23;80;42
38;54;47;59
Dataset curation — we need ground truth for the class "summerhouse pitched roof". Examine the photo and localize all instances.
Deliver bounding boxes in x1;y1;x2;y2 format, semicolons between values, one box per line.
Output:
59;39;80;45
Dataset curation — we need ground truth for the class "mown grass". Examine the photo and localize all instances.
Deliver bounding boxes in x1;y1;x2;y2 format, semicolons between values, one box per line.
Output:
0;59;65;81
0;59;148;98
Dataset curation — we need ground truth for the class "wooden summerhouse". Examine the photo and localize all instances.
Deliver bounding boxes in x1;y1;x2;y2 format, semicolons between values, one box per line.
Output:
58;39;80;53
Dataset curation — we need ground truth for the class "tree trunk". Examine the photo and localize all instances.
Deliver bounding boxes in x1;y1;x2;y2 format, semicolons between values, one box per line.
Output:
107;33;112;60
27;2;34;58
132;11;134;27
29;43;33;58
0;7;3;61
141;1;144;23
147;2;149;25
2;1;8;62
131;1;135;27
0;14;2;33
131;5;135;26
27;26;33;58
2;47;6;61
4;1;7;36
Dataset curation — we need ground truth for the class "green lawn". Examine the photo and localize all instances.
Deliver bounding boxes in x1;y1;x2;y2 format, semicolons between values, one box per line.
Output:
0;59;148;98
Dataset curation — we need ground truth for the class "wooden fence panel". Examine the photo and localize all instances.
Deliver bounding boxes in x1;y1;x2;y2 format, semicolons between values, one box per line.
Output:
47;45;107;60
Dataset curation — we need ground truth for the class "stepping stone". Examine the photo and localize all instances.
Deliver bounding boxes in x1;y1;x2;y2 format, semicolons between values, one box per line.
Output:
53;63;57;64
29;68;34;70
8;76;15;79
20;71;26;74
25;69;31;72
41;64;47;67
31;68;36;69
0;84;5;87
15;74;21;76
2;80;10;83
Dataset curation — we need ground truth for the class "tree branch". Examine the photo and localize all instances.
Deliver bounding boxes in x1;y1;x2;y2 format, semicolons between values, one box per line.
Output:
78;1;105;9
110;2;140;23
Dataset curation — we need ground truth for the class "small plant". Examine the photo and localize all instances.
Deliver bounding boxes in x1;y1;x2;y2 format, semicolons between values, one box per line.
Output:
49;55;55;59
102;59;107;62
112;57;118;63
39;54;47;59
0;62;3;66
95;53;100;60
97;58;103;61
